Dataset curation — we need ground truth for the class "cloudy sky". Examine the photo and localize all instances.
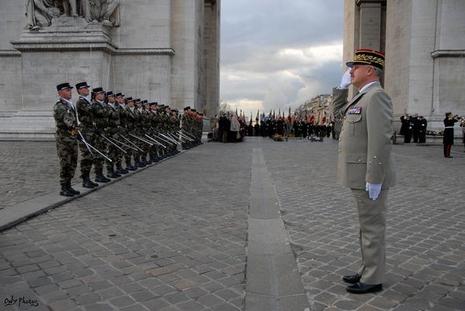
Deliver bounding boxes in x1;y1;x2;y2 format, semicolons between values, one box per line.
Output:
220;0;344;117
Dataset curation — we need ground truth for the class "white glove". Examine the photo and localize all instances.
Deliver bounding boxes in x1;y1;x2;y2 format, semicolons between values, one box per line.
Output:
365;182;382;201
339;69;352;89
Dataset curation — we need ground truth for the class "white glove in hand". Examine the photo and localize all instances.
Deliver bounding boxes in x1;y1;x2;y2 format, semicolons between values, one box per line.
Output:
339;68;352;89
365;182;382;201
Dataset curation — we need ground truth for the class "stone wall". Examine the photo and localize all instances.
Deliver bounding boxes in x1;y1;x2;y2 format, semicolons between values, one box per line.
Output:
345;0;465;132
0;0;220;139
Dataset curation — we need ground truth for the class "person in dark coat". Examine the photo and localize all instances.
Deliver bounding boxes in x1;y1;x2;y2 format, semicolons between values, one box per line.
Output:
443;112;459;158
417;116;427;143
411;114;419;143
400;114;413;143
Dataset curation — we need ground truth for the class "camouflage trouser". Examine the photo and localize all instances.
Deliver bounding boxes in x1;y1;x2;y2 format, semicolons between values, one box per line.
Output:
93;135;107;175
79;131;95;177
56;137;78;186
106;132;120;172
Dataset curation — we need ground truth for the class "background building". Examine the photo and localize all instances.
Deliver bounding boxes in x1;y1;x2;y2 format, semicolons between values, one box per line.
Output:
0;0;220;139
344;0;465;130
296;95;333;125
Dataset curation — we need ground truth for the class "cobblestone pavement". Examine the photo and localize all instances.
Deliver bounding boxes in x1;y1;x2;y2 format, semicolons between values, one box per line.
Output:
261;139;465;311
1;138;465;311
0;142;59;210
0;142;252;311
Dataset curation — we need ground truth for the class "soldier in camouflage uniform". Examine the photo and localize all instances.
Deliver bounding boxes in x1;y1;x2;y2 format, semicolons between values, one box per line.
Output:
105;91;124;178
114;93;129;174
148;102;161;162
75;81;99;189
123;97;138;171
53;83;80;197
91;87;111;183
133;99;147;167
142;100;153;164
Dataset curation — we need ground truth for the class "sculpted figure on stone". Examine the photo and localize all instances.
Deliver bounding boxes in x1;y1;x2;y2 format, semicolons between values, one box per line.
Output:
85;0;120;27
25;0;120;30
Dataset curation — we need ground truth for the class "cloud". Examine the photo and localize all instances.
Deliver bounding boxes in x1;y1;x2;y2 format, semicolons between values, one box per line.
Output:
220;1;344;118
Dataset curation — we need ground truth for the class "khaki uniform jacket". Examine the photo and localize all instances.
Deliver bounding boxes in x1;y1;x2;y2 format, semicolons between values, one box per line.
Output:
336;82;396;190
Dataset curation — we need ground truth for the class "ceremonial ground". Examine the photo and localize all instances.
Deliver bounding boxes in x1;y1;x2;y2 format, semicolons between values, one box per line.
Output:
0;138;464;311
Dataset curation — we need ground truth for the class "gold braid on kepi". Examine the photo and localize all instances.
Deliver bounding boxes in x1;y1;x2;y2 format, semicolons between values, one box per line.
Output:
346;48;385;70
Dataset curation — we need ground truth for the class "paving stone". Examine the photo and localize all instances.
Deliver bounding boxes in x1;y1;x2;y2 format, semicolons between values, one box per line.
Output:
164;292;190;304
83;303;114;311
141;297;170;310
2;139;465;311
197;294;224;307
48;299;80;311
177;300;205;311
120;304;150;311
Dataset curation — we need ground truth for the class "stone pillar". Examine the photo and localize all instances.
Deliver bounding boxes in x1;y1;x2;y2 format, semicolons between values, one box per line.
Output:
203;0;220;118
171;0;200;110
358;1;383;50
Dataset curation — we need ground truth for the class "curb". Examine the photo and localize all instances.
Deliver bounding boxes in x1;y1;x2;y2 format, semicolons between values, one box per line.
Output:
0;150;188;233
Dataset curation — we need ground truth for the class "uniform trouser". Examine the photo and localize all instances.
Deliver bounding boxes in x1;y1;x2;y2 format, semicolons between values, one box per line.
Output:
56;138;78;186
351;188;388;285
93;135;106;175
79;132;94;177
106;134;120;172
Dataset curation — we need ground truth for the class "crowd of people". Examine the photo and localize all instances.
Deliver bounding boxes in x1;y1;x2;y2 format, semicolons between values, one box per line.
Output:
244;116;335;141
53;81;203;197
399;112;465;157
212;112;246;143
399;113;428;143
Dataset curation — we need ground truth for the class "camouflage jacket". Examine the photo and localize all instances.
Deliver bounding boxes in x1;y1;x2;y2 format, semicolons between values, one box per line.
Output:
54;98;78;139
76;96;94;130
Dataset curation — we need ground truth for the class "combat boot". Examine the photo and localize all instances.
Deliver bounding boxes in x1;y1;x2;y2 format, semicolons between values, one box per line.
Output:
109;171;121;178
82;176;98;189
116;165;128;175
65;181;80;196
68;186;80;196
95;175;110;182
95;167;111;183
60;184;74;197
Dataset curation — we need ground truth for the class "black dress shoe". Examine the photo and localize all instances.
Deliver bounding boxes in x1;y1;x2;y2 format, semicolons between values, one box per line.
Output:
342;274;361;284
346;282;382;294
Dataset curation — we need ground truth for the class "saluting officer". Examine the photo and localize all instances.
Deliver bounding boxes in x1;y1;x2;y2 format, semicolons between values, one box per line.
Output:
336;49;396;294
53;83;80;197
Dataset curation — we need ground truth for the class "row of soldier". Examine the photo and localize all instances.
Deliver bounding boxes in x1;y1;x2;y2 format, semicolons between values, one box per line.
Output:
53;82;203;197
